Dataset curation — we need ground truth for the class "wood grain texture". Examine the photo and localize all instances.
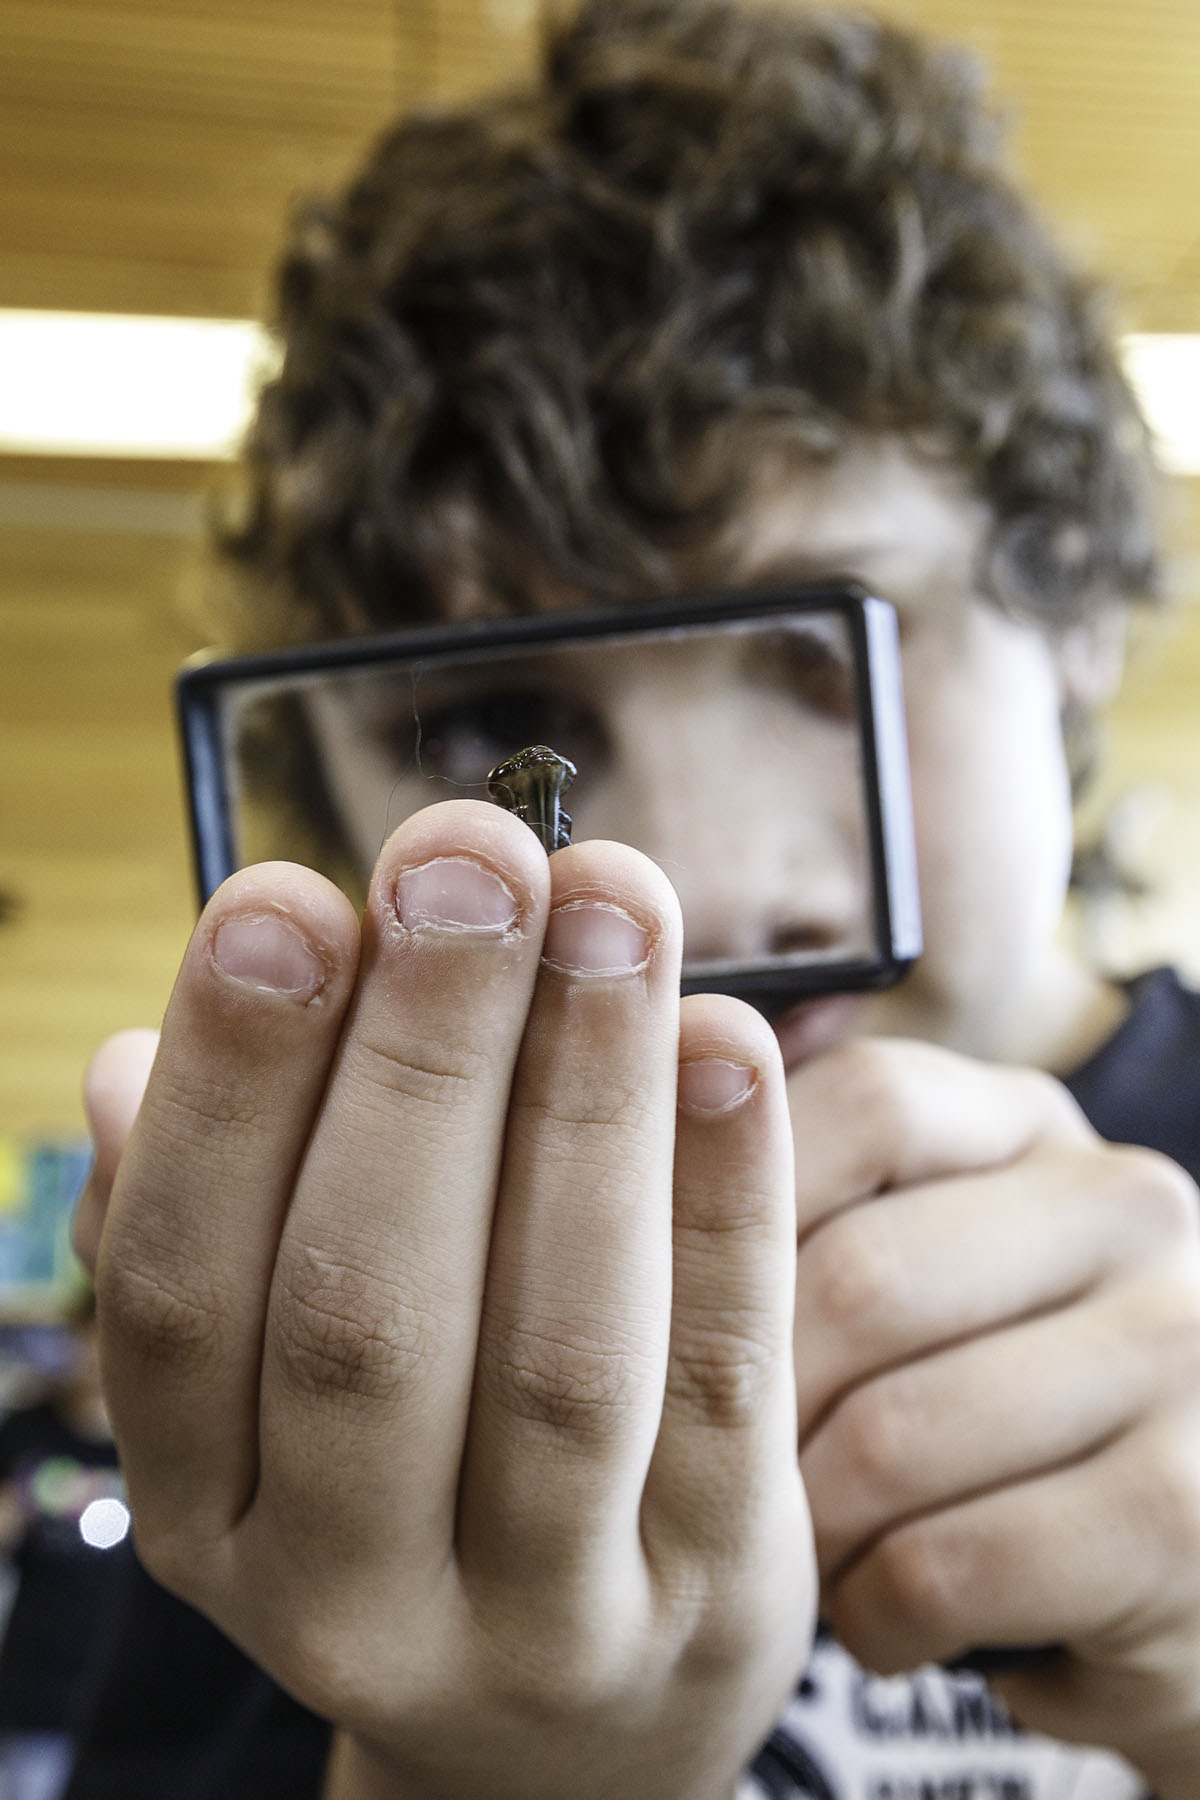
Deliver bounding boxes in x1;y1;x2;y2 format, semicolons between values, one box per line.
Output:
0;0;537;319
0;506;202;1134
872;0;1200;330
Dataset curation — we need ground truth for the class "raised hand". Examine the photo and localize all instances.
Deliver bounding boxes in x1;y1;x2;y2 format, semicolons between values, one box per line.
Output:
788;1038;1200;1798
75;800;815;1800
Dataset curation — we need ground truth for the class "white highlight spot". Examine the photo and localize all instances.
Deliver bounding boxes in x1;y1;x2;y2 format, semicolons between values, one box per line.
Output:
79;1497;131;1549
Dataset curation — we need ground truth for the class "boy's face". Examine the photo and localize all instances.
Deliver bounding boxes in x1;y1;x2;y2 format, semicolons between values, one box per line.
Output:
304;438;1112;1068
718;440;1105;1066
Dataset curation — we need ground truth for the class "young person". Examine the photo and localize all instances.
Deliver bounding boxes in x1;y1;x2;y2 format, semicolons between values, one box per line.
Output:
69;2;1200;1796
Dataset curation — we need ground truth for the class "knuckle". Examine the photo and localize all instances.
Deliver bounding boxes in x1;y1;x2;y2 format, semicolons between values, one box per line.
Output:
272;1250;436;1407
1106;1145;1199;1246
1156;1476;1200;1572
486;1625;630;1725
664;1320;778;1429
675;1179;779;1243
1124;1272;1200;1395
268;1622;349;1720
1012;1062;1088;1134
868;1517;964;1650
803;1210;902;1337
1129;1423;1200;1567
819;1040;912;1147
352;1033;479;1111
515;1076;649;1137
97;1251;228;1377
270;1607;404;1727
151;1068;275;1140
678;1608;759;1682
832;1376;923;1500
677;1564;807;1685
481;1319;645;1438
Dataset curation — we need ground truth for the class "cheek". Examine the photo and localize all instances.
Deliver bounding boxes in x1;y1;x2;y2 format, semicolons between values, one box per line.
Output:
902;658;1074;1007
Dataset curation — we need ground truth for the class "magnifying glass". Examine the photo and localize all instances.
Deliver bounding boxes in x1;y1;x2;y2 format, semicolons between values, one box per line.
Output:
177;581;920;1013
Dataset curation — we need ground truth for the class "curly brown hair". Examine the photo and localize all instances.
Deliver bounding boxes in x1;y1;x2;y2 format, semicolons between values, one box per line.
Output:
217;0;1159;647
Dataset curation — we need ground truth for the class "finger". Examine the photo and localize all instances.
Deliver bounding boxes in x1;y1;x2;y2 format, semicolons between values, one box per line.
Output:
803;1259;1200;1581
788;1038;1092;1236
993;1416;1200;1756
94;864;360;1562
824;1408;1200;1677
793;1143;1196;1436
256;801;551;1565
643;994;808;1576
456;840;682;1588
74;1028;160;1273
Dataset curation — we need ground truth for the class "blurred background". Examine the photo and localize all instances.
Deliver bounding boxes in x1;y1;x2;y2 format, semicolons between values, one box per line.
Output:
1;0;1199;1327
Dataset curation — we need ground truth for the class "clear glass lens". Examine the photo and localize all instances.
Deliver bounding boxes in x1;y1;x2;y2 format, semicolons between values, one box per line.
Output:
221;611;875;981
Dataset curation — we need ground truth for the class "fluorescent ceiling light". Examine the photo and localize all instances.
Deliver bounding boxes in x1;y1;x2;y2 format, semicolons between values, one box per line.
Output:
1120;336;1200;478
0;309;1198;472
0;311;274;459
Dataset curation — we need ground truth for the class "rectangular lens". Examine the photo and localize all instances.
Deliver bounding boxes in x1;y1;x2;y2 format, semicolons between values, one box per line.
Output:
179;587;920;1004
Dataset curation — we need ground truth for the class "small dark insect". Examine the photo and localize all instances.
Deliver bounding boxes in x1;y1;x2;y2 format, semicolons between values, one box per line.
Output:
487;745;577;854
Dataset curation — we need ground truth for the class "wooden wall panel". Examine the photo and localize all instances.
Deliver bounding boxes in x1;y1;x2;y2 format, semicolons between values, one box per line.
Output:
0;2;393;318
875;0;1200;328
1;0;1197;326
0;0;537;320
0;505;203;1135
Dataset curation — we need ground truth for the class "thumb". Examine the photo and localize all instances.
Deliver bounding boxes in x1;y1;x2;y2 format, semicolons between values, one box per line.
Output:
73;1028;160;1273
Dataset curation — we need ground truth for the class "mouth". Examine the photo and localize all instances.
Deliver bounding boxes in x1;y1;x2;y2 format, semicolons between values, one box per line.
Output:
771;992;863;1072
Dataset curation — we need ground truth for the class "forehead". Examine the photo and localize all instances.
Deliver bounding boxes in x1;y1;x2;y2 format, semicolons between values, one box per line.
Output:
714;439;992;625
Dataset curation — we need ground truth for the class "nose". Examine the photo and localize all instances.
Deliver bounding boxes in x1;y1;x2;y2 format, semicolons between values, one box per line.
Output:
595;684;869;970
628;784;864;968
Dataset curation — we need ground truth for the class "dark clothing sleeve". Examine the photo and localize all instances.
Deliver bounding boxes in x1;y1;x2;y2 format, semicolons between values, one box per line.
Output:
1063;967;1200;1182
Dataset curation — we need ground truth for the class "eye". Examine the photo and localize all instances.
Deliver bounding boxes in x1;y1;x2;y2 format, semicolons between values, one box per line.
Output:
754;628;857;722
417;687;606;788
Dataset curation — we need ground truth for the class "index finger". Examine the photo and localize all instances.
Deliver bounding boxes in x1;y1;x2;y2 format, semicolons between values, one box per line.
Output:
787;1037;1091;1235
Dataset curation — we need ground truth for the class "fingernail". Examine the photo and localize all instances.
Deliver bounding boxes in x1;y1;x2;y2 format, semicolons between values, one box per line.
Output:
542;901;651;976
396;857;519;934
677;1057;757;1115
210;913;327;998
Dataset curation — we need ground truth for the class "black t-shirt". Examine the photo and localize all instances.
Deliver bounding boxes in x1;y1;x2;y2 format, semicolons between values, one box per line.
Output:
1063;966;1200;1179
0;1398;124;1732
64;969;1200;1798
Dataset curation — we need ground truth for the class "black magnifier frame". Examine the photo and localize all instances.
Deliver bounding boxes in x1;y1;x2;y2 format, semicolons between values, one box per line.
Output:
176;580;921;1012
